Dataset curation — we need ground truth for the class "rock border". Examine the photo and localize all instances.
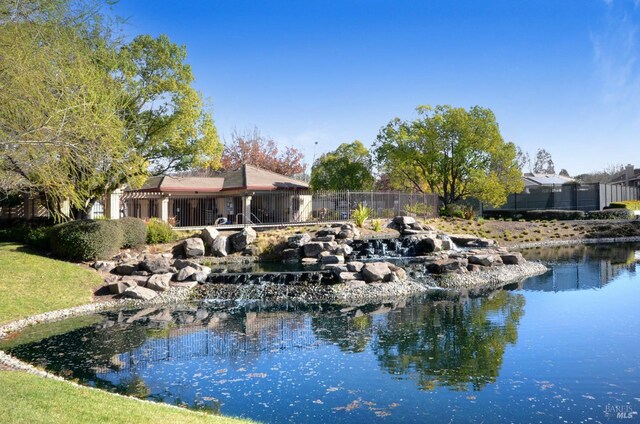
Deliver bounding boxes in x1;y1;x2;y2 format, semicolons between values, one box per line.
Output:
509;236;640;250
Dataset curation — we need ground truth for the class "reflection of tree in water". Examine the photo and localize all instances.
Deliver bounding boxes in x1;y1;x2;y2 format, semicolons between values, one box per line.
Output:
373;291;525;391
311;305;388;353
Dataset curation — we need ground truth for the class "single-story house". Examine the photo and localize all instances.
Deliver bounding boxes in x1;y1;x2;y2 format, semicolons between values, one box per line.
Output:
120;164;312;226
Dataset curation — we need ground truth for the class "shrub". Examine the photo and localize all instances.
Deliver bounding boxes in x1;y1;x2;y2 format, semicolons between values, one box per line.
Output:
146;218;176;244
352;203;371;228
609;201;640;210
118;217;148;248
371;219;383;232
588;209;632;220
405;203;435;219
50;219;123;261
0;219;53;250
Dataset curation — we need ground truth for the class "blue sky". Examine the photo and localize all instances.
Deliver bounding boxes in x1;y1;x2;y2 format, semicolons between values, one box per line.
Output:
110;0;640;175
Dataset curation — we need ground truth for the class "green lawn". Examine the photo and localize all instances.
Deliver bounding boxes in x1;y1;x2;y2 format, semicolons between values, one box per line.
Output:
0;243;103;324
0;243;255;423
0;371;251;424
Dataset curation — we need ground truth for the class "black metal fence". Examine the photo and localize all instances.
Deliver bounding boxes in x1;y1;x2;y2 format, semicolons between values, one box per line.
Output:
122;190;439;228
483;183;640;213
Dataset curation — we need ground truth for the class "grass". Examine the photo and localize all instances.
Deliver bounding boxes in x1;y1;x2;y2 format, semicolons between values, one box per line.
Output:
0;243;255;423
0;243;103;324
0;371;251;424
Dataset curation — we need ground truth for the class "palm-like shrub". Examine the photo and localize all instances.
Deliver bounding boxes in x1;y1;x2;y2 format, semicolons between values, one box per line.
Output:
352;203;371;228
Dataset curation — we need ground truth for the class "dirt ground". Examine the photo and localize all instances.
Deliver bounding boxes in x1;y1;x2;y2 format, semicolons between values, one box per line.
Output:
424;217;640;247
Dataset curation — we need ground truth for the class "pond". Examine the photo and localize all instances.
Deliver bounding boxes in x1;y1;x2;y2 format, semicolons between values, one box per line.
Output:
2;243;640;423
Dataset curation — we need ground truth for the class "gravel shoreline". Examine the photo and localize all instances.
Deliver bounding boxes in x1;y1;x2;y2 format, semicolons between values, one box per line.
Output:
510;236;640;250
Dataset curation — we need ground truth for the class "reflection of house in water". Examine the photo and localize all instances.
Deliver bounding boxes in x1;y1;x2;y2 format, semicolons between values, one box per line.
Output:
522;245;638;291
106;310;320;374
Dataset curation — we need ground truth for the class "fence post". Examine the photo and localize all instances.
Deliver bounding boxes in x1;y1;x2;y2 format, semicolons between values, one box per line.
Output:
347;190;350;220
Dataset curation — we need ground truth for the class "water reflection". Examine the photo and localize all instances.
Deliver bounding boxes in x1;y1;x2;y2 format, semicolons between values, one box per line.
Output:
373;291;525;391
521;243;639;291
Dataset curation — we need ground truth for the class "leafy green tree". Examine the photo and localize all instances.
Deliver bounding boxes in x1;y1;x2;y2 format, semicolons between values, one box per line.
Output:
310;140;375;190
0;0;223;219
116;34;222;175
0;1;140;220
374;105;524;207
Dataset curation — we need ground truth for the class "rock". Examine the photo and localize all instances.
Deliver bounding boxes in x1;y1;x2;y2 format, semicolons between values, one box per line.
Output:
337;229;355;239
500;252;526;265
468;254;495;267
243;245;260;256
146;273;172;292
335;244;353;256
131;270;150;277
170;281;199;289
394;267;407;280
467;264;482;272
107;279;137;295
361;262;393;282
173;259;197;270
319;252;344;264
201;226;219;247
183;238;205;258
92;261;116;273
316;227;340;237
192;271;208;283
301;258;318;265
347;280;367;288
115;261;138;276
176;266;197;281
394;216;416;227
139;255;173;274
229;227;257;251
338;272;362;281
312;235;335;242
426;258;463;274
211;236;230;257
282;248;301;261
288;233;311;248
414;237;443;255
303;242;326;258
122;286;158;300
347;261;364;272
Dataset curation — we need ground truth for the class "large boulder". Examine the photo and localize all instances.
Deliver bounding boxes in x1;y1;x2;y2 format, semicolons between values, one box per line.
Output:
146;273;172;292
500;252;525;265
468;254;501;267
426;258;463;274
229;227;257;252
288;233;311;248
122;286;158;301
176;266;197;282
316;227;340;237
201;227;220;248
115;261;139;276
319;252;344;264
139;255;172;274
107;279;137;295
282;248;301;261
211;236;230;257
183;238;205;258
303;242;326;258
361;262;393;282
414;236;443;255
394;215;416;227
92;261;116;273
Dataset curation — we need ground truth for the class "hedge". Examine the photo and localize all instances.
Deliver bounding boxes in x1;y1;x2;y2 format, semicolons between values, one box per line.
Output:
524;210;586;221
118;217;148;248
50;220;123;261
0;219;53;250
587;209;632;220
608;200;640;210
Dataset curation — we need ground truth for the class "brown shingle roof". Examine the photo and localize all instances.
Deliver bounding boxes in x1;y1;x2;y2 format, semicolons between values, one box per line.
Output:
129;165;308;193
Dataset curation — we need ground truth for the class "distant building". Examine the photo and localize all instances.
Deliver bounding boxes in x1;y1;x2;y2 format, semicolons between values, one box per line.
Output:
522;173;575;192
609;165;640;188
